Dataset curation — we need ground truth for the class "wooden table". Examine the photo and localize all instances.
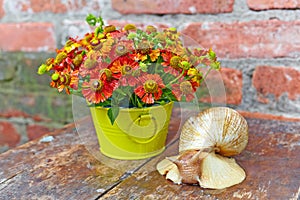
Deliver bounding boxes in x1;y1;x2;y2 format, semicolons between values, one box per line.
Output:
0;109;299;200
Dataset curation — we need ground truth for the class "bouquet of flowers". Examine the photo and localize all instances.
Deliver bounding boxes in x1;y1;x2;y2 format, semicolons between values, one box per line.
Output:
38;14;220;124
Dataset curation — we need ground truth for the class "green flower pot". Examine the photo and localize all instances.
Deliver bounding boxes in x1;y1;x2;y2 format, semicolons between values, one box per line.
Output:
90;102;174;160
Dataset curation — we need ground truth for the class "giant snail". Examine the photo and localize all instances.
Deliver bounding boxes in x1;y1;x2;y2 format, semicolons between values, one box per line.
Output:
157;107;248;189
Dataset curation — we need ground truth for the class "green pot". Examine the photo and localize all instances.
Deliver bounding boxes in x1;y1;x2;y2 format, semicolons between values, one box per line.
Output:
90;102;174;160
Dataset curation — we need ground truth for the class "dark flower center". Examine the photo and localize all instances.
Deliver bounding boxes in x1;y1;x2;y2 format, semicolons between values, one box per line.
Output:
121;65;132;75
180;81;193;94
101;69;113;81
144;80;158;93
116;44;127;55
170;56;181;69
91;80;104;92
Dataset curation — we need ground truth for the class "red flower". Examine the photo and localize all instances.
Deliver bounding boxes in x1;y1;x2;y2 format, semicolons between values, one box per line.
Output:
69;70;79;90
161;50;173;67
161;51;181;76
50;69;80;95
111;40;135;57
172;80;197;102
109;56;140;86
134;74;165;104
81;73;118;104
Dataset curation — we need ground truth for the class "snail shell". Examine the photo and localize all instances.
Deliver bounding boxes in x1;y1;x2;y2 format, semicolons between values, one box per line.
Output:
157;107;248;189
179;107;248;156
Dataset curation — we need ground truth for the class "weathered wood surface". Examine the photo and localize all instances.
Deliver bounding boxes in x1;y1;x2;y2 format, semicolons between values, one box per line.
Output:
0;113;299;200
0;117;152;200
103;118;300;200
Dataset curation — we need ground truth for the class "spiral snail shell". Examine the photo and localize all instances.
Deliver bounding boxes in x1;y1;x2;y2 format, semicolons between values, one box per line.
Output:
157;107;248;189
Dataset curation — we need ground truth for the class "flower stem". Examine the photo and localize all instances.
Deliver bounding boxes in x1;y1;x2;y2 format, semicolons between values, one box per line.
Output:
165;70;185;88
201;67;213;84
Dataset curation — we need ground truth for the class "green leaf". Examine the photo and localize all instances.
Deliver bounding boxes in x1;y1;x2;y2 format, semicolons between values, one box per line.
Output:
86;14;97;26
104;57;111;64
107;107;120;125
85;14;104;33
211;61;221;70
127;32;137;39
139;62;148;72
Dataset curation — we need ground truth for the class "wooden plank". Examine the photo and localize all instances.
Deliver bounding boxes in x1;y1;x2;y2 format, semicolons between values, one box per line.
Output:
0;104;183;200
101;118;300;199
0;119;148;200
1;105;299;199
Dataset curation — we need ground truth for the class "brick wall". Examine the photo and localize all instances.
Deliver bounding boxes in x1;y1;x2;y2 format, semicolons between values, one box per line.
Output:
0;0;299;152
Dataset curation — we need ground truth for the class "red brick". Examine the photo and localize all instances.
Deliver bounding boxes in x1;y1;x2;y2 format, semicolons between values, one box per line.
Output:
252;66;300;102
26;124;53;140
32;115;52;123
220;68;243;105
0;109;30;118
0;109;52;123
201;68;243;105
112;0;234;14
0;121;20;147
18;0;100;13
0;0;4;18
0;23;56;52
247;0;300;10
182;20;300;59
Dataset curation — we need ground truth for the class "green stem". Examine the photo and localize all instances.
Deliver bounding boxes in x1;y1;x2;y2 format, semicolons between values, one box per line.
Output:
165;69;185;88
154;56;163;73
201;67;213;84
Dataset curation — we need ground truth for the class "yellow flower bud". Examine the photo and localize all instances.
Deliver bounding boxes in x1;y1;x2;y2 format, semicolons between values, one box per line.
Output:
180;61;190;70
51;73;60;81
73;54;83;67
170;56;181;69
124;24;137;31
37;64;48;75
168;27;177;33
97;33;105;39
104;25;116;33
84;59;97;69
146;25;157;33
54;52;67;64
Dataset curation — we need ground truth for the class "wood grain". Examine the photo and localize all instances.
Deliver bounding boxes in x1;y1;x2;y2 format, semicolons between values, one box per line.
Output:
0;114;299;200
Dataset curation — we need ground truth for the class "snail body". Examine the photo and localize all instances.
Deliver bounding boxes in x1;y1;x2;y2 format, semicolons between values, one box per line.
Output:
157;107;248;189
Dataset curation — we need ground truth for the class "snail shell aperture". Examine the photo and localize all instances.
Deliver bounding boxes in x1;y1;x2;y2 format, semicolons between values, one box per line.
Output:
157;107;248;189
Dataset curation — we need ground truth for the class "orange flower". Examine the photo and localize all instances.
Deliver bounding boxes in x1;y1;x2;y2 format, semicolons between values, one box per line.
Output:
149;49;160;62
82;75;118;104
109;56;140;86
134;74;165;104
187;68;202;87
38;15;220;116
172;80;196;102
161;51;182;76
133;52;148;62
69;70;79;90
112;41;135;56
